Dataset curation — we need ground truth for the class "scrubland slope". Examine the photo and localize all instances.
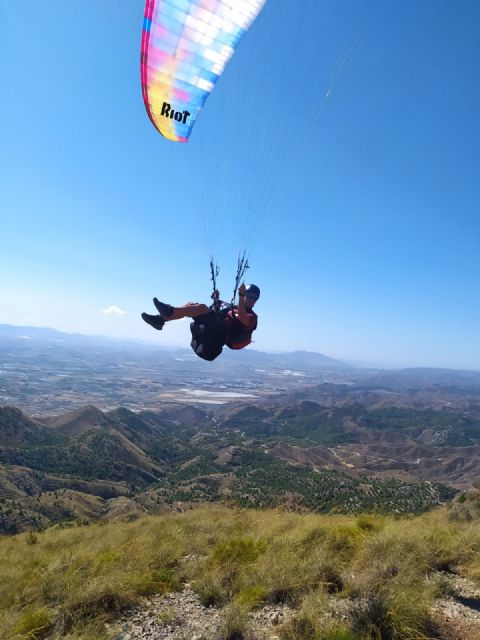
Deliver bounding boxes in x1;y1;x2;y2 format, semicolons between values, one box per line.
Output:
2;491;480;639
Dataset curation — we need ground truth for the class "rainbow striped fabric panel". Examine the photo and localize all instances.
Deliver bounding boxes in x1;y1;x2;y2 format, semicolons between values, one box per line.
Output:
141;0;265;142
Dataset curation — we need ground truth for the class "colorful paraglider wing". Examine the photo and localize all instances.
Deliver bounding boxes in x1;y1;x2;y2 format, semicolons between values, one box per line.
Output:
141;0;265;142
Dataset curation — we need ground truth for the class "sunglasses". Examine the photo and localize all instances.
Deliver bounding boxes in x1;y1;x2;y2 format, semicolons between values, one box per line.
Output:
245;293;258;301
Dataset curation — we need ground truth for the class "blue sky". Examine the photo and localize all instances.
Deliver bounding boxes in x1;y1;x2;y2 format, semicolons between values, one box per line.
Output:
1;0;479;368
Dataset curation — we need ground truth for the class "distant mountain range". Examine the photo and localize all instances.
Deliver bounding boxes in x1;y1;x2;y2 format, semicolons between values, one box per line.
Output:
3;323;480;379
0;323;349;368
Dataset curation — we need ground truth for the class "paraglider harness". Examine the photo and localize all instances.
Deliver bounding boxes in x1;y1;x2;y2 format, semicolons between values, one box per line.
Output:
190;253;256;361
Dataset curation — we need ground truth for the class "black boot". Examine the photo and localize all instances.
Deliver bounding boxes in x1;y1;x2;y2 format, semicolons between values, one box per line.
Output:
141;312;165;330
153;298;174;318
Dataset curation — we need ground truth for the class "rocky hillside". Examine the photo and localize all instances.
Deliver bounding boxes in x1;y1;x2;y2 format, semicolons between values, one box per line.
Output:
0;398;466;533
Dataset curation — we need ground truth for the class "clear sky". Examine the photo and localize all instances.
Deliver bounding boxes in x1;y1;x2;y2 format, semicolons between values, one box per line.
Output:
1;0;479;369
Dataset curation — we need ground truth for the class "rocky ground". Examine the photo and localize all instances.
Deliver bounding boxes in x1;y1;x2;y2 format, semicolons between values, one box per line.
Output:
108;586;293;639
433;572;480;640
108;572;480;640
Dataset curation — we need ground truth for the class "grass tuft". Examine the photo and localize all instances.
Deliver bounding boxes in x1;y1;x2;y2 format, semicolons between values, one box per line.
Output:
212;537;266;566
26;531;38;546
133;568;180;595
236;585;267;609
216;602;248;640
195;575;228;607
13;607;53;639
351;587;435;640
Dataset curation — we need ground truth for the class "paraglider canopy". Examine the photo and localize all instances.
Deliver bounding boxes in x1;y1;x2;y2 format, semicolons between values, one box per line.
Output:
140;0;368;300
141;0;266;142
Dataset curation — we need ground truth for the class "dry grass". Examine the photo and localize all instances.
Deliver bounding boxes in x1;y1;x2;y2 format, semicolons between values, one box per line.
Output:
1;495;480;639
